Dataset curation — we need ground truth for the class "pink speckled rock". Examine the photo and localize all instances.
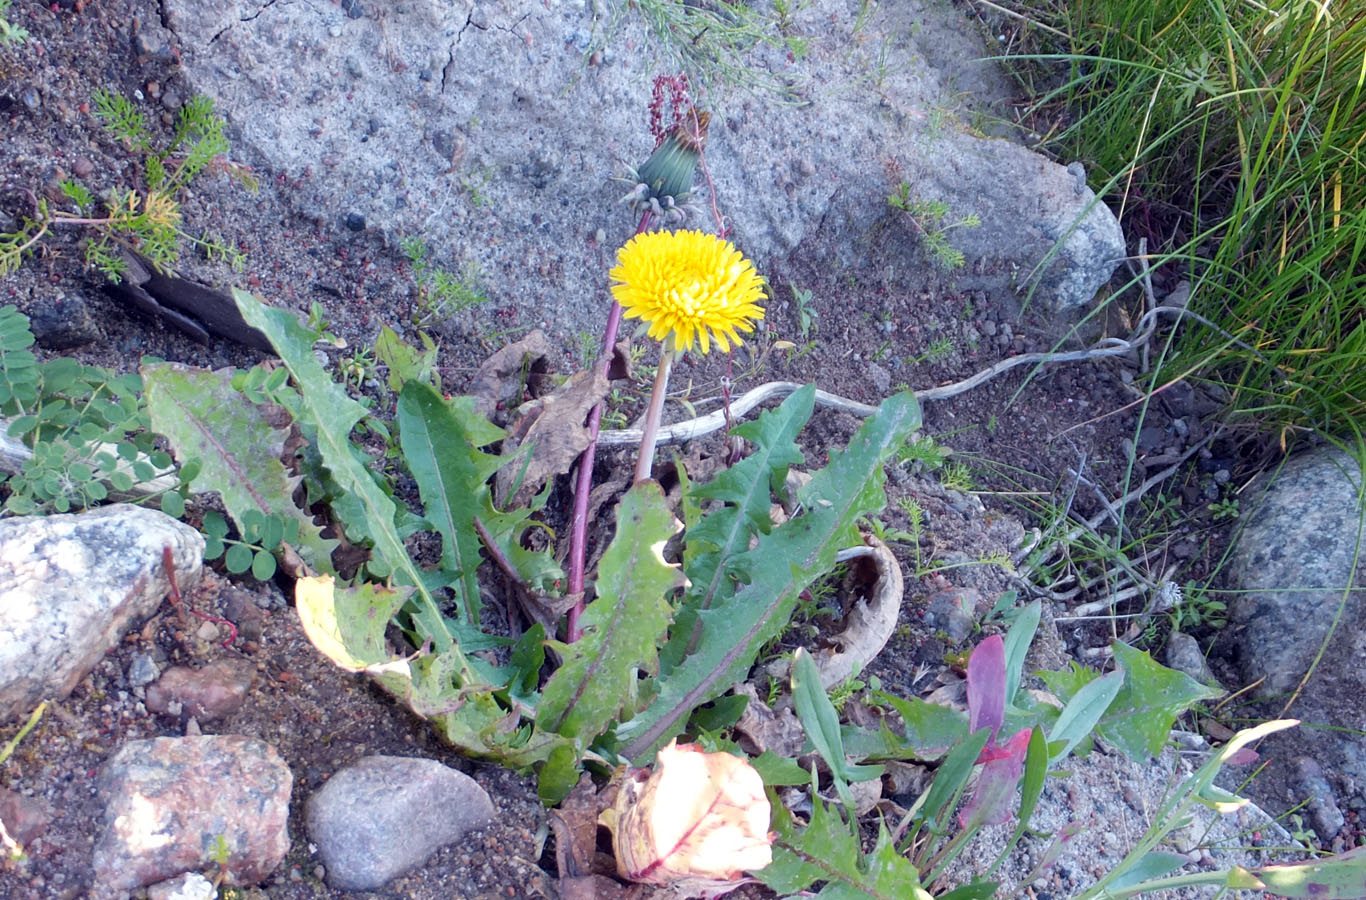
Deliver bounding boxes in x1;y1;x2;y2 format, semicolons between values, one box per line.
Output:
92;735;292;891
145;659;255;722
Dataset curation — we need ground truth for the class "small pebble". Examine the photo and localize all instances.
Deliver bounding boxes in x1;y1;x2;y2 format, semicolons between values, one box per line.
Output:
127;653;159;689
72;156;94;178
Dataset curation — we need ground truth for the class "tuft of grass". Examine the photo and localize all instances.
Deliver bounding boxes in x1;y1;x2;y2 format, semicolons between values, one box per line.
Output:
0;0;28;45
593;0;810;102
400;236;491;329
1003;0;1366;445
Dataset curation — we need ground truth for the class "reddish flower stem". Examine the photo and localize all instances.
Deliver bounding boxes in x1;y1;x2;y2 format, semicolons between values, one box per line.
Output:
565;210;653;642
162;545;239;649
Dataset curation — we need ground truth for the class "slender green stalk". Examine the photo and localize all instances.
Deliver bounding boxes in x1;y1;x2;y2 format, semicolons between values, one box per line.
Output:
0;701;45;766
634;335;676;484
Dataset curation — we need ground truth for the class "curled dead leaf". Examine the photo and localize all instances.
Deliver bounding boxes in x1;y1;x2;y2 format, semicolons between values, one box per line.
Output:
731;682;805;758
812;536;904;689
600;740;772;893
470;329;551;422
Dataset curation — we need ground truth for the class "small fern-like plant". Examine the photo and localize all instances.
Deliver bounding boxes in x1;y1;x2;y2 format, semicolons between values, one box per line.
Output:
888;183;981;271
400;236;491;328
0;91;253;281
0;0;28;45
0;306;187;515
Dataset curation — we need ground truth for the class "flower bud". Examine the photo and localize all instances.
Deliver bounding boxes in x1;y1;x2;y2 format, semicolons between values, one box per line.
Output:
601;740;773;890
621;109;710;219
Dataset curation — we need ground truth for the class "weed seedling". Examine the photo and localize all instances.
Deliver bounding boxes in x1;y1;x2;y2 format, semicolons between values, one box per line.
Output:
1170;582;1228;631
941;460;976;493
789;282;818;340
897;433;952;471
401;236;491;328
827;673;866;714
1208;496;1239;521
906;337;955;366
0;91;249;280
887;183;981;271
0;0;28;45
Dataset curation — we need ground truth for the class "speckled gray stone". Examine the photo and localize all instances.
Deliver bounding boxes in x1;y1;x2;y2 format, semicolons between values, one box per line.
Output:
1164;631;1222;690
0;505;203;722
305;755;495;891
1227;447;1365;697
1292;756;1345;841
160;0;1122;346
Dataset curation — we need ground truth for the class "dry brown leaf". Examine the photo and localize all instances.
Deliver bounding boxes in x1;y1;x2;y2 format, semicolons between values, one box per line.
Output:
883;759;930;797
517;589;581;635
549;775;602;879
470;329;552;422
849;776;884;817
923;674;967;711
497;367;610;507
812;536;904;689
731;682;805;758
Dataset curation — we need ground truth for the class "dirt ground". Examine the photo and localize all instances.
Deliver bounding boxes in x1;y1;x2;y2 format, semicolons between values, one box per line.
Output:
0;2;1314;899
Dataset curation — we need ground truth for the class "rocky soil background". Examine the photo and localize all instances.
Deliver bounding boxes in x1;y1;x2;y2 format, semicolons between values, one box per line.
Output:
2;0;1365;898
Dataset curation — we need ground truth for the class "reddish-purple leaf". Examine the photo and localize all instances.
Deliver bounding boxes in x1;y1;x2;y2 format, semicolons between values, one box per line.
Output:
967;634;1006;742
959;727;1032;829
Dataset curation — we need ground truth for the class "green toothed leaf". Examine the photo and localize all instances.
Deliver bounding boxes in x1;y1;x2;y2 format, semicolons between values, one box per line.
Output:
538;482;684;741
618;390;921;762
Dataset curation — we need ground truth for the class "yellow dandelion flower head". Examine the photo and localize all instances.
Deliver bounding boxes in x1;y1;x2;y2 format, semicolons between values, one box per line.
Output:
609;229;765;355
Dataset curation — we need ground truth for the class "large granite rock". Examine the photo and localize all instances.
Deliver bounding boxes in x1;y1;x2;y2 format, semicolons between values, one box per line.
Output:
153;0;1122;343
1224;445;1366;816
1227;446;1365;698
0;504;203;722
92;735;292;892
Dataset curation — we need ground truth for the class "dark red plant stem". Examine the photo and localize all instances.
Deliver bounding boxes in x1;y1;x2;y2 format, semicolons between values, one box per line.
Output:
162;545;239;649
698;153;729;239
565;210;653;642
162;546;188;630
